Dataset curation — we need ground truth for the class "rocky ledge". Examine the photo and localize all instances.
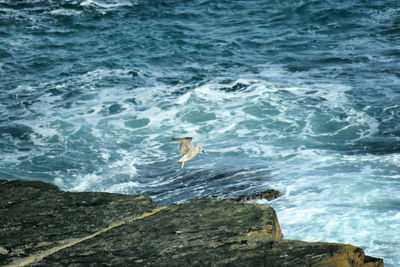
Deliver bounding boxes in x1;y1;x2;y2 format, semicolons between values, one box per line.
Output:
0;179;383;266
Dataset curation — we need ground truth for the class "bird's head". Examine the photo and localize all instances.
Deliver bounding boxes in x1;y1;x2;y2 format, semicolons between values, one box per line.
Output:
196;146;205;153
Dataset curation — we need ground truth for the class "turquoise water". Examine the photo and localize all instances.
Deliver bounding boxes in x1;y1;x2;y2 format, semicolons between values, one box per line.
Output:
1;1;399;264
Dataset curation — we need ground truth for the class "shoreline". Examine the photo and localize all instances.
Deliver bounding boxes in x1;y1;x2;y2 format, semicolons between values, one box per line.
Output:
0;179;383;266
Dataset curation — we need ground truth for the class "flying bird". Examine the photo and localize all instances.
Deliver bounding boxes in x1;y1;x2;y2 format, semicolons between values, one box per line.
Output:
172;137;204;169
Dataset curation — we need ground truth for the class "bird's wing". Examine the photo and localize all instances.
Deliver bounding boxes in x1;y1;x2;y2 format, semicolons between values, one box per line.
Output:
172;137;192;155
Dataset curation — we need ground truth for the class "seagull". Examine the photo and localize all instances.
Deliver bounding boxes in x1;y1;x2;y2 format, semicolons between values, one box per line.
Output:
172;137;204;169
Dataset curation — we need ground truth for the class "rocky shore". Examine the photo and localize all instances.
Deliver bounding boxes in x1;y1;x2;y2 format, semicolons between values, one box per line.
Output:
0;179;383;266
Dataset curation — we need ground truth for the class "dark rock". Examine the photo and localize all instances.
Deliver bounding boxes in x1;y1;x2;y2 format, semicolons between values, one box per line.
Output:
0;179;383;266
235;189;281;202
0;179;156;266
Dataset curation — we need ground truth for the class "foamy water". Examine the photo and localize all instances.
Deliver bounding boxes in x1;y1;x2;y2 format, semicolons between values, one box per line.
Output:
1;1;399;265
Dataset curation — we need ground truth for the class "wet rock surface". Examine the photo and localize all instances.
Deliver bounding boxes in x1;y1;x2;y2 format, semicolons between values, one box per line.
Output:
0;179;383;266
234;189;281;202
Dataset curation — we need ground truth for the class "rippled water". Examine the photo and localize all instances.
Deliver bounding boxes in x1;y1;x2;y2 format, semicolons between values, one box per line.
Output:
1;0;399;265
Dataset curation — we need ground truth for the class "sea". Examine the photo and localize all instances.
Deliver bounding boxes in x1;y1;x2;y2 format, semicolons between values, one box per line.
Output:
1;0;399;265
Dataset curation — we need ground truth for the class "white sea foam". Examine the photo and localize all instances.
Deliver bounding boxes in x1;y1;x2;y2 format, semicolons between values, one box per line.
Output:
261;145;400;264
80;0;133;9
49;9;82;16
70;173;103;192
108;181;142;194
54;177;65;188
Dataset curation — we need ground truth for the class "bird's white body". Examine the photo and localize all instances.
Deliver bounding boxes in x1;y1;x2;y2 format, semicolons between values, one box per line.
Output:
172;137;204;169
